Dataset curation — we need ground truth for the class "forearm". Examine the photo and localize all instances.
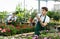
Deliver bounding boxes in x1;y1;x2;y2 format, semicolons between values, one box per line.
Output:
8;20;12;23
32;20;35;23
38;19;47;27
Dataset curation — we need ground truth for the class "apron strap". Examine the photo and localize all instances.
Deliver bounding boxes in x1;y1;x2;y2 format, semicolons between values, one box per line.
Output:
40;15;46;23
43;15;46;23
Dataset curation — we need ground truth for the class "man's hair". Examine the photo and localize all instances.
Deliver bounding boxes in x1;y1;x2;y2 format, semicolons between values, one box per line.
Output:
13;12;17;15
42;7;48;11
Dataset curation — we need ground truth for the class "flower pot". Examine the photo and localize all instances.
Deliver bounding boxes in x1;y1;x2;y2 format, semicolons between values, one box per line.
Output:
21;24;28;29
16;26;20;30
29;18;33;22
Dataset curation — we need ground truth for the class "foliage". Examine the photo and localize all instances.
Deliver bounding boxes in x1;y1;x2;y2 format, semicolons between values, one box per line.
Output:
53;12;60;21
47;11;60;21
15;4;31;22
0;25;17;36
47;11;54;18
31;9;37;19
0;23;35;36
27;36;32;39
0;11;8;19
15;4;37;22
0;11;8;23
40;35;60;39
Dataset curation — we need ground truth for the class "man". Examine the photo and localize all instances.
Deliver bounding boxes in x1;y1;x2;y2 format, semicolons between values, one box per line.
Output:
32;7;50;39
6;12;17;25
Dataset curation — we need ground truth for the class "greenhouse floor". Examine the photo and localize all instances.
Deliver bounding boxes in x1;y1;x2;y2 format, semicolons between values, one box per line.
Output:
0;32;34;39
0;32;60;39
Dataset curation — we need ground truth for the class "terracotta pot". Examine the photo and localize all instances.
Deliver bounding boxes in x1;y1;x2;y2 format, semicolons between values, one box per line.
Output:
16;26;20;30
2;23;6;26
21;24;27;29
29;18;33;22
22;26;27;29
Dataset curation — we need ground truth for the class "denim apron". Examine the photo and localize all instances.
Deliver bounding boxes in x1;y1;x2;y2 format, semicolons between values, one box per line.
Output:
35;15;46;36
6;16;15;25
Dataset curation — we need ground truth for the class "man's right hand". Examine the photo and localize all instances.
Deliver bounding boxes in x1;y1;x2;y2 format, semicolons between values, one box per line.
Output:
36;15;41;22
8;21;12;23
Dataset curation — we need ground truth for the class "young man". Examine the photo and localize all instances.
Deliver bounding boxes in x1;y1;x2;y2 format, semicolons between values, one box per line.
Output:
33;7;50;39
6;12;17;25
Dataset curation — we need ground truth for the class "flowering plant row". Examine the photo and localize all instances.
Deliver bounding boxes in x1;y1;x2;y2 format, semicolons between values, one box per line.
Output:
0;24;34;36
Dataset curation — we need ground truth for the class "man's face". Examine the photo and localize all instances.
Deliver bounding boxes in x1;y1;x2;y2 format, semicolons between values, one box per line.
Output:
41;9;47;15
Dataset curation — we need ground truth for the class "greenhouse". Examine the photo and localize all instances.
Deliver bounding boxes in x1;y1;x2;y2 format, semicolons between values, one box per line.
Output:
0;0;60;39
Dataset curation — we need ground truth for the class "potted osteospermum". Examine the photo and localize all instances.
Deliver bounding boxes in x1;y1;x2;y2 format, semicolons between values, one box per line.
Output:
0;28;7;36
1;28;6;33
0;28;2;31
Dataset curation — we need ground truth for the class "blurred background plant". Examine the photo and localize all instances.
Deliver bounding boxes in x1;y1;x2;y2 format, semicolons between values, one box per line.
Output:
47;11;60;21
0;11;8;23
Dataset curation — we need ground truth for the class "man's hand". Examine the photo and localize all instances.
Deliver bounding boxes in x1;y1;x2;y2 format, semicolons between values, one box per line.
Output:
36;15;41;21
36;15;47;27
8;21;12;23
13;20;16;22
41;23;47;27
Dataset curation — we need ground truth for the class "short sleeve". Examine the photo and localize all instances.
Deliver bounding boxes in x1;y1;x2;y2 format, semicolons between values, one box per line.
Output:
45;16;50;23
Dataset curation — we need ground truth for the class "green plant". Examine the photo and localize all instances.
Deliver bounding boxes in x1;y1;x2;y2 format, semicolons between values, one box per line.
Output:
19;27;35;33
9;26;16;35
27;36;32;39
47;11;54;18
53;12;60;21
40;30;48;35
47;11;60;21
0;11;8;19
0;25;17;36
0;11;8;23
31;9;37;19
